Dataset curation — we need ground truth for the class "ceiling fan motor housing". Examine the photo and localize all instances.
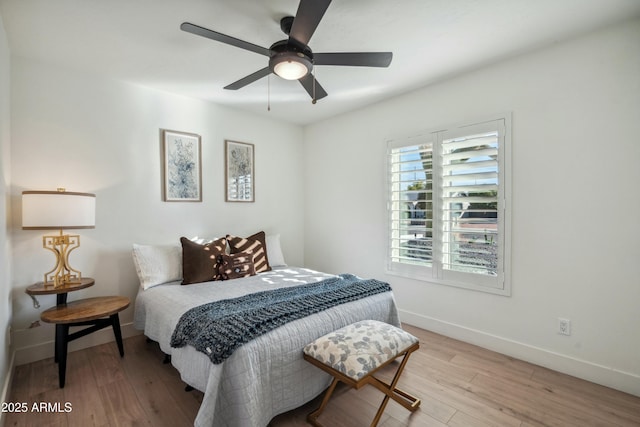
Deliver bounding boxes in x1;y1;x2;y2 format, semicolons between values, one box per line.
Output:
269;40;314;79
280;16;295;35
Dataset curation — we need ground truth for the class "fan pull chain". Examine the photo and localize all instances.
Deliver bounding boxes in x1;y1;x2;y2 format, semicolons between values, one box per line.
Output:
267;75;271;111
312;72;317;104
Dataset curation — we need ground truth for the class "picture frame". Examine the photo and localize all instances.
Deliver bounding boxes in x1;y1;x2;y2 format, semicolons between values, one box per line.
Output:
161;129;202;202
225;140;255;202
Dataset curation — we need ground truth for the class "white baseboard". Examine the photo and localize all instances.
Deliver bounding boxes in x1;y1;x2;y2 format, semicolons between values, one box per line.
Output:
400;309;640;397
13;322;141;366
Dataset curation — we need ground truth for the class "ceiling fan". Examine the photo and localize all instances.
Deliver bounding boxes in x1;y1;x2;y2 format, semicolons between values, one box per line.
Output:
180;0;392;103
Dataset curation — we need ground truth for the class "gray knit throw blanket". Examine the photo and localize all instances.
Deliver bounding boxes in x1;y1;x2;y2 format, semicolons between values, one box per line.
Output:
170;274;392;364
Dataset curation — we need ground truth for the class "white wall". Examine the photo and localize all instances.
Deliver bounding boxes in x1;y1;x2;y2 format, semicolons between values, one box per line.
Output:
9;57;305;363
0;9;13;410
5;12;639;399
304;19;640;396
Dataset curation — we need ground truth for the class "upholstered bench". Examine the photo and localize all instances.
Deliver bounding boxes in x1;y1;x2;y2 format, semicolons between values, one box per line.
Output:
303;320;421;427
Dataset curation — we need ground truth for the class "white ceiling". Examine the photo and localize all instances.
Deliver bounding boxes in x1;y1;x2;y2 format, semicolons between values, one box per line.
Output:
1;0;639;125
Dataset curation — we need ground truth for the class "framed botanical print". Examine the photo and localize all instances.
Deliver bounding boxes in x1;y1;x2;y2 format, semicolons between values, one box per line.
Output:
161;129;202;202
225;140;254;202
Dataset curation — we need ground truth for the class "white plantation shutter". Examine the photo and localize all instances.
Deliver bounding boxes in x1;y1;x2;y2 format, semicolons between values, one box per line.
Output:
388;139;434;268
387;117;510;294
439;120;505;288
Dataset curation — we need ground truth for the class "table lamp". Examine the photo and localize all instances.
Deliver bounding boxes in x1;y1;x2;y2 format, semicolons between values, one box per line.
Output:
22;188;96;288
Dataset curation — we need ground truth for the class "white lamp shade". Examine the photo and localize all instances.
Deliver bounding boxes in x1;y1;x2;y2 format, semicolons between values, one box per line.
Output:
22;191;96;230
270;51;312;81
274;60;309;80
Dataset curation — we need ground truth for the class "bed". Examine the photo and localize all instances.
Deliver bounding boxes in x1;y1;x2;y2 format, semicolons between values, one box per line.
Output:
133;253;401;427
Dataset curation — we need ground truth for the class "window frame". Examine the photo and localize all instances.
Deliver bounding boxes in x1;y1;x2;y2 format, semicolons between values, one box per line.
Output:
386;114;512;296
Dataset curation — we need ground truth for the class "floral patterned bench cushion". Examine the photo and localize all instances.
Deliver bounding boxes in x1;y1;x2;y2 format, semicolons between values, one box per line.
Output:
303;320;418;381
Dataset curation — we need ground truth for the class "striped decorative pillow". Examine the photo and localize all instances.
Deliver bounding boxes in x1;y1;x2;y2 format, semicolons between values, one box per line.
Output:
226;231;271;273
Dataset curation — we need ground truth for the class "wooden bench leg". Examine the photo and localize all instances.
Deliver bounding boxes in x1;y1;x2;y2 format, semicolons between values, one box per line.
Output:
110;313;125;357
55;324;69;388
369;376;421;412
307;377;340;427
368;351;420;426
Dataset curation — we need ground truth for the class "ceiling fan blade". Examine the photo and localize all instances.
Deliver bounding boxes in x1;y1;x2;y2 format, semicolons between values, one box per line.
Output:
314;52;393;67
181;22;271;57
289;0;332;47
224;67;272;90
299;73;328;101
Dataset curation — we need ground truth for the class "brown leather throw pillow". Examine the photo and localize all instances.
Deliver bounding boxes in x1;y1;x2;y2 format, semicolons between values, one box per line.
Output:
180;237;227;285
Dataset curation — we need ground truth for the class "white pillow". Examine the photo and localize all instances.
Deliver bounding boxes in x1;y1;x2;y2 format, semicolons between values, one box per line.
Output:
132;244;182;290
189;235;213;244
266;234;287;267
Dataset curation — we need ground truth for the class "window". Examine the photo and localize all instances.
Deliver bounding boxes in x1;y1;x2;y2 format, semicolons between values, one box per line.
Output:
387;116;511;295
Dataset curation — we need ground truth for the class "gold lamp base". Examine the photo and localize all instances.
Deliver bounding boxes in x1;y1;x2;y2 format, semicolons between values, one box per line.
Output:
43;230;83;288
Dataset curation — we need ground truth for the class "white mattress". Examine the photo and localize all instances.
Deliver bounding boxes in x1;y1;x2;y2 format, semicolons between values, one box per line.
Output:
134;267;401;427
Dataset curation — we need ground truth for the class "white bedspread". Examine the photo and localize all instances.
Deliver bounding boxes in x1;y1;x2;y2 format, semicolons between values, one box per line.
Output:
134;267;401;427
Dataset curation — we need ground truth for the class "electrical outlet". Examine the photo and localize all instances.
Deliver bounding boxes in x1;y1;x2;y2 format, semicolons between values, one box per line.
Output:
558;318;571;336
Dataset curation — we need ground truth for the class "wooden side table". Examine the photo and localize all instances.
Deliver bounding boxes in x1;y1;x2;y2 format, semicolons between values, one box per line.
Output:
39;293;130;388
26;277;95;306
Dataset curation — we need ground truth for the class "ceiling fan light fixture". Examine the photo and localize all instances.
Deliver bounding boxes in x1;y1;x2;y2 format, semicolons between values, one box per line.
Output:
270;51;312;80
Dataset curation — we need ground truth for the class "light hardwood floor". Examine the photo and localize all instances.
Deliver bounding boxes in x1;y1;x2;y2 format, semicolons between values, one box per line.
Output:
4;324;640;427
